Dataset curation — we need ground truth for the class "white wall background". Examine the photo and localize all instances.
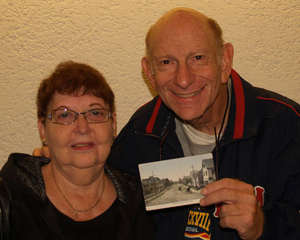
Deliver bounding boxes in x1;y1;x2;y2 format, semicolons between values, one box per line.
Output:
0;0;299;167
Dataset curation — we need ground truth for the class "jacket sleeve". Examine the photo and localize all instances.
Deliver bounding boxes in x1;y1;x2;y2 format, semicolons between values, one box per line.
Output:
132;183;155;240
261;203;300;239
260;148;300;239
115;169;154;240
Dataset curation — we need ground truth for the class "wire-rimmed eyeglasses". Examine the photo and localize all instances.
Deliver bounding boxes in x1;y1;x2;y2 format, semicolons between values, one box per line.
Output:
47;108;112;125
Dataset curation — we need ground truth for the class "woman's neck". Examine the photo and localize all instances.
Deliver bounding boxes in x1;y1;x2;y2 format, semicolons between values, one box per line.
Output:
42;162;117;221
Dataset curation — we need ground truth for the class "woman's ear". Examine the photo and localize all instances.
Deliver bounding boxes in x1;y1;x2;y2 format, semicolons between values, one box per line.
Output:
36;119;51;158
38;119;46;143
221;43;234;84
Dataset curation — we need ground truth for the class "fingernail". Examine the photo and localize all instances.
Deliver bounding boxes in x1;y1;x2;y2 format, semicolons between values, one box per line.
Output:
201;188;207;195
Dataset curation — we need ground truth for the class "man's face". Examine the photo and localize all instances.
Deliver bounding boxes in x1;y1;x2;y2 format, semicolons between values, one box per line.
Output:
144;15;228;124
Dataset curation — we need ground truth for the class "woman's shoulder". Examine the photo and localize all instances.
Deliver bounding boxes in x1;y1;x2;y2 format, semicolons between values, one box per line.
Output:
0;153;50;201
105;163;140;205
105;163;137;187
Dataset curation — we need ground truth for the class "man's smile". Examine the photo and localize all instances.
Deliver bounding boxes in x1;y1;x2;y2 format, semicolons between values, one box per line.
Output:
174;87;204;98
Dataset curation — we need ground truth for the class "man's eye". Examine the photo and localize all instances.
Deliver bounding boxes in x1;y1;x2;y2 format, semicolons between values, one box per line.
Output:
195;55;203;60
162;60;170;64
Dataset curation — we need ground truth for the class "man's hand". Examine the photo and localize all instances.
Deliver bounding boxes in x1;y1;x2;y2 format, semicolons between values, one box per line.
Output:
200;178;264;240
32;146;51;158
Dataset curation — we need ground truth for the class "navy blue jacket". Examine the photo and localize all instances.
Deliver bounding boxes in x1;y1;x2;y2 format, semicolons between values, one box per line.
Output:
108;69;300;239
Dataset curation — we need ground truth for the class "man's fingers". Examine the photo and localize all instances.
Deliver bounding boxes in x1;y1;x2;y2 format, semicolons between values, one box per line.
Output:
218;202;240;218
200;187;239;206
32;146;51;158
219;204;264;239
200;179;256;207
202;178;254;195
32;148;43;156
41;145;51;158
199;178;264;239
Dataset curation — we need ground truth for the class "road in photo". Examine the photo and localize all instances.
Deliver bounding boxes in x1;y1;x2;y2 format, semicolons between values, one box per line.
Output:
146;183;203;206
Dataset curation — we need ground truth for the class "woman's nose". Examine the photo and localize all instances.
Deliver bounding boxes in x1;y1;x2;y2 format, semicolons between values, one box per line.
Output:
74;114;90;134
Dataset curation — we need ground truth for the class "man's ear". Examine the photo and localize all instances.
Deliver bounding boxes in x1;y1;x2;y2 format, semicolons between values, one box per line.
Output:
221;43;234;84
141;57;157;91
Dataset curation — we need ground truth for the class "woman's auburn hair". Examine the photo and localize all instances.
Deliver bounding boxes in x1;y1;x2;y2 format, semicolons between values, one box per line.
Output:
36;61;115;122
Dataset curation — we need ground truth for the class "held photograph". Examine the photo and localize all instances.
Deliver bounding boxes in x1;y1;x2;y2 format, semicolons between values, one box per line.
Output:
138;153;216;211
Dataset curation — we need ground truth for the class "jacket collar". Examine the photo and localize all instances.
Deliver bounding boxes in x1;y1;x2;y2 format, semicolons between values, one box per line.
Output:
223;69;257;143
104;163;136;206
133;95;176;138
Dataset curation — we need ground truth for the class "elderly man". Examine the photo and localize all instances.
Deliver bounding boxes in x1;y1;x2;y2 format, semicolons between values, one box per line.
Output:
109;7;300;240
34;7;300;240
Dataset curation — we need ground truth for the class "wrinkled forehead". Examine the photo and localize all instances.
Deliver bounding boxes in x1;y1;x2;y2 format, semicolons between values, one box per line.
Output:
147;16;215;60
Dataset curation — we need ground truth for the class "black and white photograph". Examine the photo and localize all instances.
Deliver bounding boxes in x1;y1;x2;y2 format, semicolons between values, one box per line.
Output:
138;153;216;211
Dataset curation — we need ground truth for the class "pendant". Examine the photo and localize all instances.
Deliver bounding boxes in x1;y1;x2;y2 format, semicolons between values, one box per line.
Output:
73;210;78;219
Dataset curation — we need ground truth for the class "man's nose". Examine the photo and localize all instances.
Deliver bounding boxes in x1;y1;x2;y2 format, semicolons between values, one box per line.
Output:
174;63;194;89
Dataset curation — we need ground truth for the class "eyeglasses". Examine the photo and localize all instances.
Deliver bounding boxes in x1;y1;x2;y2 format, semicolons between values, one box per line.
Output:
47;108;112;125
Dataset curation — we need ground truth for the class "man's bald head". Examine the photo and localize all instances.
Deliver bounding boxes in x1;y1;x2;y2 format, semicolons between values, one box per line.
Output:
145;7;224;61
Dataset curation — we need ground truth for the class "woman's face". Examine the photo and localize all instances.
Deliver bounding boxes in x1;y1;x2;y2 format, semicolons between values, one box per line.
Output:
38;92;116;173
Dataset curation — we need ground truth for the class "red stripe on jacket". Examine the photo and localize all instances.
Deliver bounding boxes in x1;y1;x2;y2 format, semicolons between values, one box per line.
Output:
231;69;245;139
257;96;300;117
146;97;162;133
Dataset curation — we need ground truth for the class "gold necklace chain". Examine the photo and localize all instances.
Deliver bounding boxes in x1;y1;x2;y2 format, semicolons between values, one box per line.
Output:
53;175;106;219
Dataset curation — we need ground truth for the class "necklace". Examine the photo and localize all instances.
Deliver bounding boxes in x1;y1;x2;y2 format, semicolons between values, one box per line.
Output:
53;175;106;219
214;88;230;181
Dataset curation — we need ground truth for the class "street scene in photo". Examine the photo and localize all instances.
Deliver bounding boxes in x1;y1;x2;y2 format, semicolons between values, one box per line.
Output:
138;153;216;211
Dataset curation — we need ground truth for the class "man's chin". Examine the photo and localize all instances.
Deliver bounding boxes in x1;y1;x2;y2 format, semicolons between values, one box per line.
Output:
174;109;204;122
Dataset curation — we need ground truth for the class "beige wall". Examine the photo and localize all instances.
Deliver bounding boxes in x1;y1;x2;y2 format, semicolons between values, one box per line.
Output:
0;0;299;166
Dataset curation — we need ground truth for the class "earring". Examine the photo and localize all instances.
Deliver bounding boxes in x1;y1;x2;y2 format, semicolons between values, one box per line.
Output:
42;140;47;146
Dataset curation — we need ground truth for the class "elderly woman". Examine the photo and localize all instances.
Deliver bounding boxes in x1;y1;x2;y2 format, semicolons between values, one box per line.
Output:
0;61;153;239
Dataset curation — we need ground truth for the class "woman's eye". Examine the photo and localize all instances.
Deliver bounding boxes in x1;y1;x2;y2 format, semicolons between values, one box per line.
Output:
91;110;102;116
60;113;70;118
